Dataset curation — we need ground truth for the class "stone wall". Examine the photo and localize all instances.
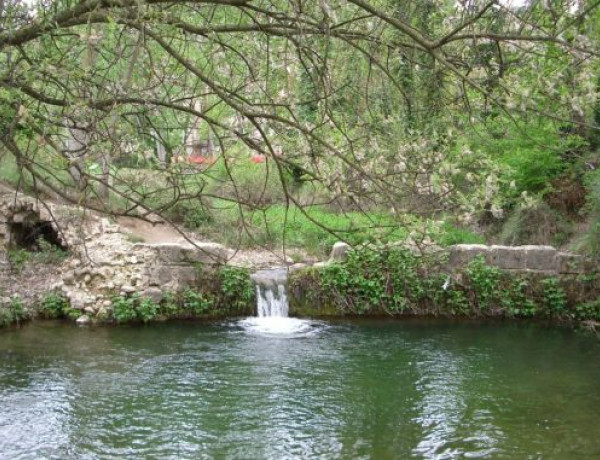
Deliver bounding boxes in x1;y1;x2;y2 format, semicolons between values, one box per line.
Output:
324;241;593;276
447;244;591;275
288;242;599;320
0;193;86;251
0;193;230;320
60;239;229;316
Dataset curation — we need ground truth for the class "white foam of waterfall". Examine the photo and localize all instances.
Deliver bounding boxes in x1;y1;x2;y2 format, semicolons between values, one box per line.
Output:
257;284;288;317
238;269;326;337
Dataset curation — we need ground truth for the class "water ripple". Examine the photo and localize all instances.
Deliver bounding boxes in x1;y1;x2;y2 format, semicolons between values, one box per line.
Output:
0;320;599;459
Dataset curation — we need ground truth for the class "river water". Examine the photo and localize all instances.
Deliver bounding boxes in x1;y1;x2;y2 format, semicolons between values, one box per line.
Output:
0;319;599;459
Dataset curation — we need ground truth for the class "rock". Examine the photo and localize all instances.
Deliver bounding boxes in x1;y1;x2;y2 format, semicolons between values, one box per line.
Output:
448;244;491;268
141;287;163;303
251;268;288;288
63;272;75;285
490;245;527;270
523;245;557;271
171;266;197;289
329;242;351;263
84;306;96;315
182;242;229;264
289;263;308;272
153;266;173;285
69;259;81;269
75;315;91;325
139;242;229;265
121;285;136;294
69;292;92;310
555;252;586;274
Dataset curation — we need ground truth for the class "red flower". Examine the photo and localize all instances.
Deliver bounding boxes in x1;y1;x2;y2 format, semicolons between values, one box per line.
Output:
250;154;266;163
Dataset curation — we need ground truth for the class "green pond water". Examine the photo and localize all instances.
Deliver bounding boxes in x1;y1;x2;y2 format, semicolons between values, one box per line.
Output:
0;318;599;459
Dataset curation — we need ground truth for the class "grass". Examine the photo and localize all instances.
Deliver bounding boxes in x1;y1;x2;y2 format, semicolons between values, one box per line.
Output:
201;202;409;256
1;150;489;256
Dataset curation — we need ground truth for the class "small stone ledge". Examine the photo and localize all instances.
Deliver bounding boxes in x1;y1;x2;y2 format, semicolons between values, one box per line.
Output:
448;244;593;275
324;241;595;276
133;242;229;265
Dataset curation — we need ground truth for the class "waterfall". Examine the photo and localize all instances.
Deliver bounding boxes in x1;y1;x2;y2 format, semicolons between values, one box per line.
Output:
241;267;320;337
251;268;289;318
257;284;288;317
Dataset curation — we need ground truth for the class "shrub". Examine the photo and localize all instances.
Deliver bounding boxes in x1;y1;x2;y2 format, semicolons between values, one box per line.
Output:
182;289;215;315
137;298;160;323
219;267;255;312
575;301;600;321
498;202;571;246
7;239;69;273
318;246;426;314
502;279;537;317
34;238;69;264
111;294;161;323
39;293;69;319
7;249;30;272
541;278;567;317
466;256;501;312
0;296;29;327
112;295;139;323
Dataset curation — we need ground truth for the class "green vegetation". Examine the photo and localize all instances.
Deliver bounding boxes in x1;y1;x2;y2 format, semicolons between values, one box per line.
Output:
1;1;598;258
110;267;254;324
289;248;600;322
204;203;410;256
7;249;30;273
39;293;69;319
0;296;29;327
7;238;69;273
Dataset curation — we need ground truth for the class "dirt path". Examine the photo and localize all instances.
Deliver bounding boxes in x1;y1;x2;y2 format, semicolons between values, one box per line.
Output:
116;216;188;244
115;216;310;267
0;182;311;269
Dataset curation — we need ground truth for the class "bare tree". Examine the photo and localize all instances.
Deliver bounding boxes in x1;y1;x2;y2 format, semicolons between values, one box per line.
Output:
0;0;598;250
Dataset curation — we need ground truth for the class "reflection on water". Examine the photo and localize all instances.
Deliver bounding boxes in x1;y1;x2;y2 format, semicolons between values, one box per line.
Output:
1;320;600;459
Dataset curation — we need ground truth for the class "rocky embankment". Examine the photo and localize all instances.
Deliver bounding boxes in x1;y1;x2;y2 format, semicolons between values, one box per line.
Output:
0;192;598;326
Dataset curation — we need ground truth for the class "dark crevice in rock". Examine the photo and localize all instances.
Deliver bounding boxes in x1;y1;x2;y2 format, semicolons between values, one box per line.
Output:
8;220;66;251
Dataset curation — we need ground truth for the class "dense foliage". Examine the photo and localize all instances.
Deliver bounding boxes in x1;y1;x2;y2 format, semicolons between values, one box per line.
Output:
289;247;600;321
1;1;600;254
110;266;255;323
0;296;29;327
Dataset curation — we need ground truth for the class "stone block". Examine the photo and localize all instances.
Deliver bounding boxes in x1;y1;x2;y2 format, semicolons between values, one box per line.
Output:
329;242;351;263
75;315;91;325
448;244;491;268
151;244;186;264
11;213;26;223
141;287;164;303
555;252;589;274
137;242;228;265
181;243;229;265
523;245;557;271
490;245;526;270
154;266;173;285
172;266;198;286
